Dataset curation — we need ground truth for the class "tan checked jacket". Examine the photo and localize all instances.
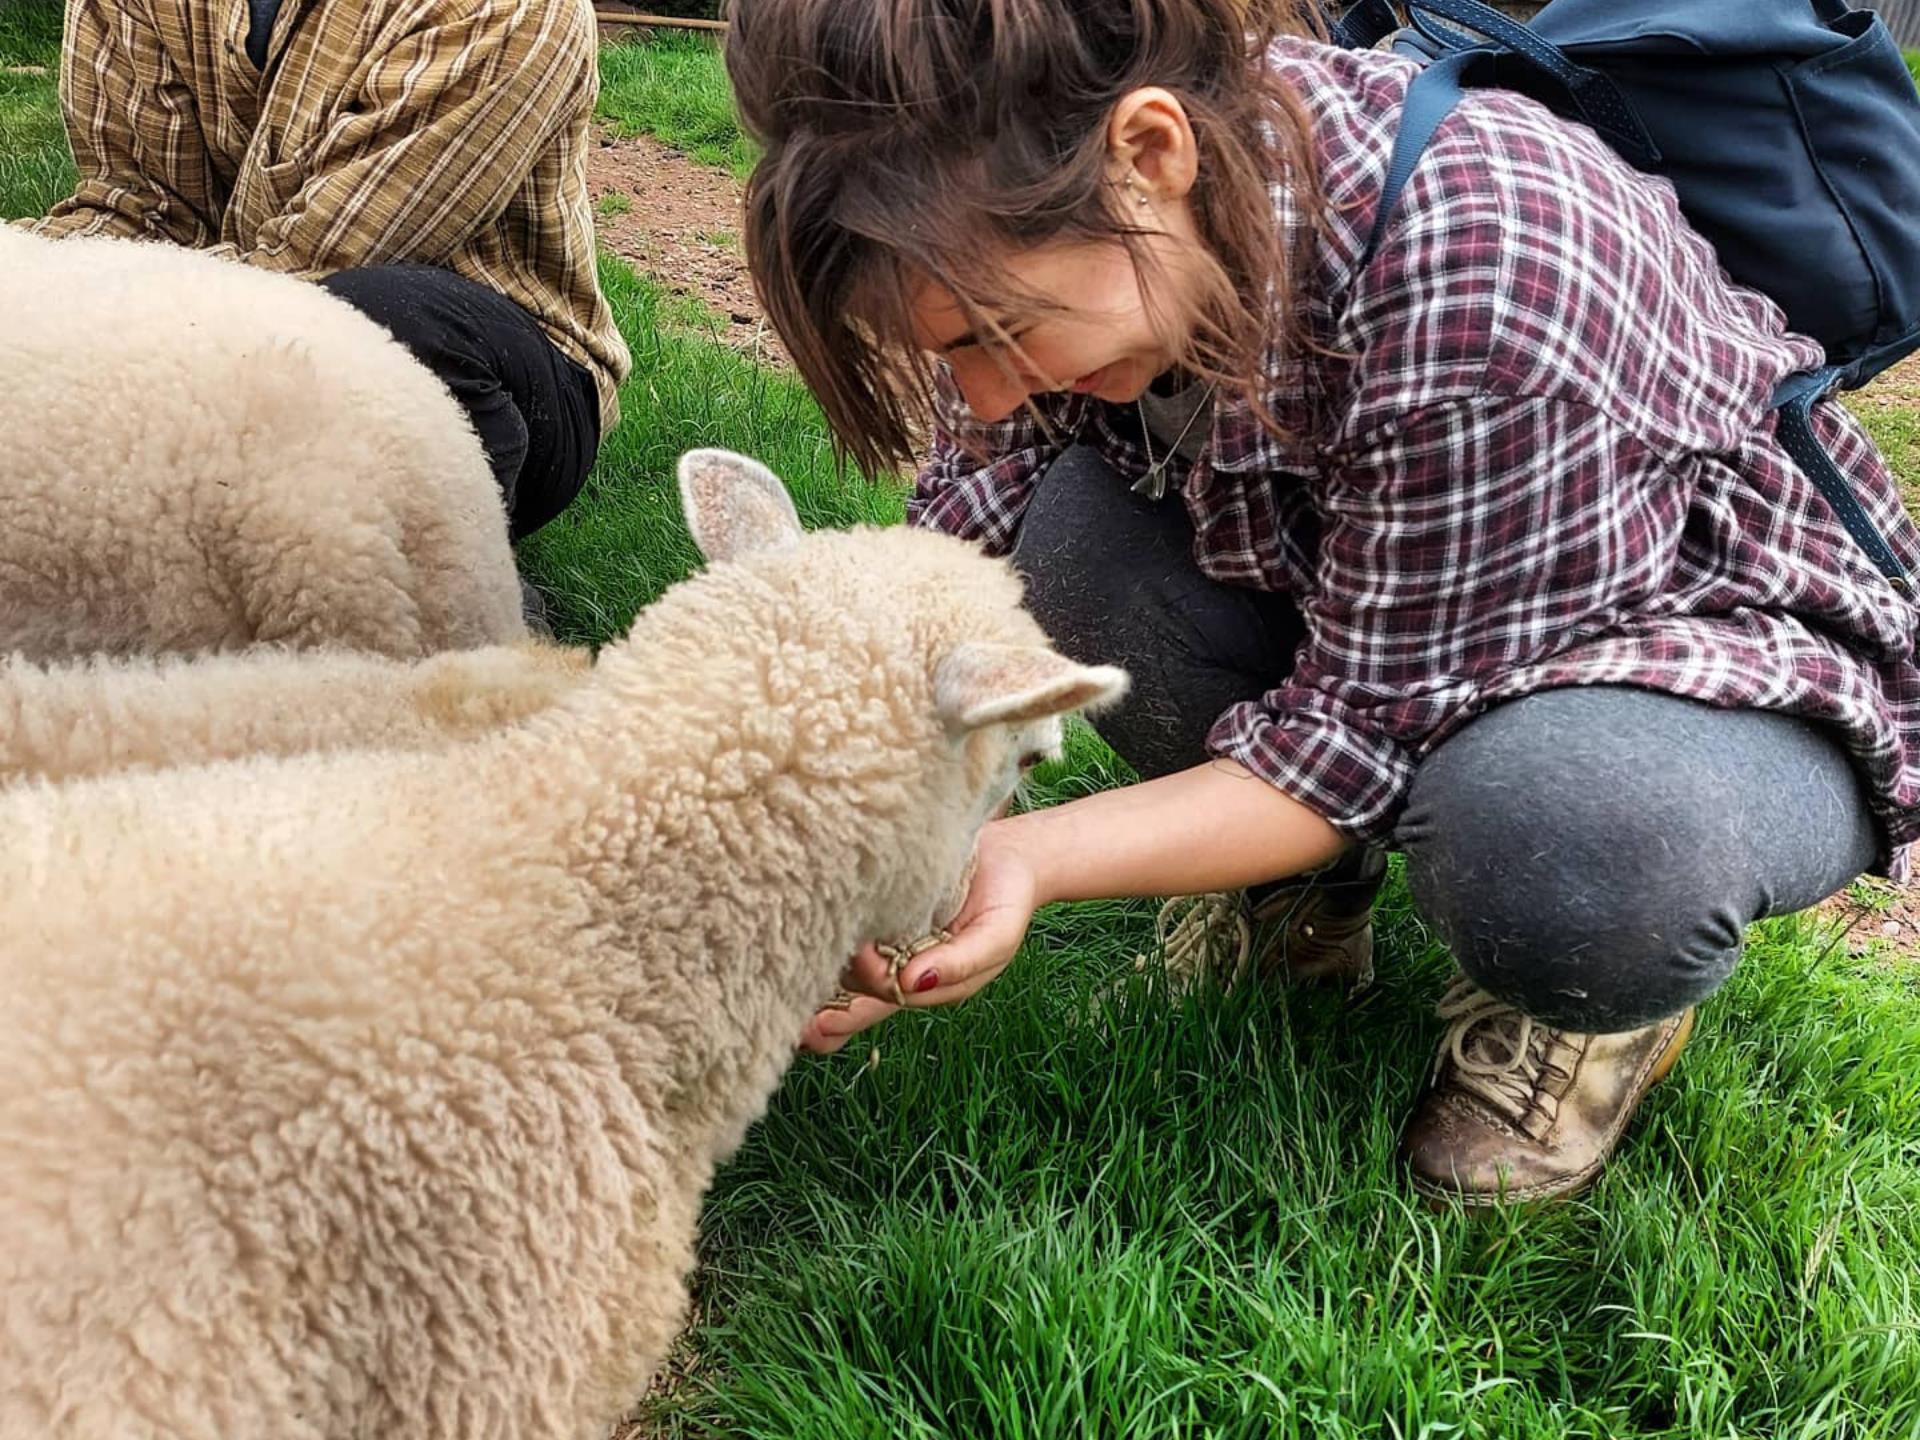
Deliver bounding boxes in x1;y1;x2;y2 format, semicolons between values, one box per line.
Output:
24;0;631;430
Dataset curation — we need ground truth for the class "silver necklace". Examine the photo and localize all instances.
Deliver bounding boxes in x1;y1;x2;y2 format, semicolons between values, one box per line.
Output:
1134;382;1217;501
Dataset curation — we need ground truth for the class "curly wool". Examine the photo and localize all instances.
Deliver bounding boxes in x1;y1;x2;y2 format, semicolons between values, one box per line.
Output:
0;640;589;787
0;227;525;660
0;450;1125;1440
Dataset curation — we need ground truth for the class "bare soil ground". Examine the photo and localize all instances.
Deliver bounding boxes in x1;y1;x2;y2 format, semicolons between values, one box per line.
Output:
588;129;788;369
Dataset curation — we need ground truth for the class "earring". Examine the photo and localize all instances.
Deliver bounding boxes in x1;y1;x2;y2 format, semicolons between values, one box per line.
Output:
1128;178;1152;207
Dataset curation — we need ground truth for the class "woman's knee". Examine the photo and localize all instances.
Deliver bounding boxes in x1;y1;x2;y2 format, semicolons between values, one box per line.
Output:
1406;868;1743;1033
1397;690;1806;1031
1011;447;1175;645
1008;447;1295;779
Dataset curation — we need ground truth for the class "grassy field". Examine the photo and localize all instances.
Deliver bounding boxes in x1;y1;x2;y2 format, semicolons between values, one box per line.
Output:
597;29;757;179
518;264;903;640
0;0;69;221
6;13;1920;1436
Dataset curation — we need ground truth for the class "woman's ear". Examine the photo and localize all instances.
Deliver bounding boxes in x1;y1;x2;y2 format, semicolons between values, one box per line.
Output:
1107;86;1200;204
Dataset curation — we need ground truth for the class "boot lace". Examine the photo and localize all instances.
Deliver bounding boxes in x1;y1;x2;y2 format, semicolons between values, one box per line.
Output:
1147;891;1251;990
1434;974;1569;1124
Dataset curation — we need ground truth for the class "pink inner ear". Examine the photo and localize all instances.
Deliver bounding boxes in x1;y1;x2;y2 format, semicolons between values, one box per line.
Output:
685;463;797;561
938;643;1099;730
961;646;1068;695
688;470;723;505
974;654;1046;691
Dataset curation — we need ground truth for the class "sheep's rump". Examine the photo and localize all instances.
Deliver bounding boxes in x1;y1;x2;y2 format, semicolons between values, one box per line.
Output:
0;229;525;660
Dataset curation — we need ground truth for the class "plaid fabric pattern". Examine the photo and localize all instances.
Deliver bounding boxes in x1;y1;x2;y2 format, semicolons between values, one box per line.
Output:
912;39;1920;869
20;0;630;429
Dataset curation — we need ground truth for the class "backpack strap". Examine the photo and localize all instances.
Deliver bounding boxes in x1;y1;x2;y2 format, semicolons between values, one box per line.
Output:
1400;0;1660;165
1359;47;1475;273
1771;367;1911;592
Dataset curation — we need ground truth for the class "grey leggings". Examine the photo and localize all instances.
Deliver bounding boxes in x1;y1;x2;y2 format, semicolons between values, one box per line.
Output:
1015;447;1879;1032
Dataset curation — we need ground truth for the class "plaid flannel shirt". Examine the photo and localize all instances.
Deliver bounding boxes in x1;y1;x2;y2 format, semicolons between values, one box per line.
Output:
19;0;630;430
912;38;1920;870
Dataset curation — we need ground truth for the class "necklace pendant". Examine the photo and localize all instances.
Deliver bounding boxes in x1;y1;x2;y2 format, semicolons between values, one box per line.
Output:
1132;462;1169;501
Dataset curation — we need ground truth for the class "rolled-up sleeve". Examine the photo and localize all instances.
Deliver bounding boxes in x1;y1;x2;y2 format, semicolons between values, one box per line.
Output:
1209;394;1677;840
21;0;219;245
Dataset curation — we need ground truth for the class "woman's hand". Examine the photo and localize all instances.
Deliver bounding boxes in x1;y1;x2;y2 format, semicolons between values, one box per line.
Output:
798;822;1044;1054
797;984;899;1056
797;759;1348;1055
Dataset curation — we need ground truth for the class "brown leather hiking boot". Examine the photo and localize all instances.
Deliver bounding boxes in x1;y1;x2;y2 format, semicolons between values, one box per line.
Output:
1248;845;1390;989
1401;974;1695;1206
1147;848;1390;993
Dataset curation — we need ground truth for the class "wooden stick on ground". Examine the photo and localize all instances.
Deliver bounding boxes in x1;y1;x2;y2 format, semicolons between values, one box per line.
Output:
593;10;729;32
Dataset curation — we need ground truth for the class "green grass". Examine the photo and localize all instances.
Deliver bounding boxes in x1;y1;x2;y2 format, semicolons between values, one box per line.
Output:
1862;409;1920;509
6;20;1920;1435
596;30;755;179
1906;48;1920;91
0;0;62;65
650;897;1920;1438
550;255;1920;1437
516;266;903;643
0;0;70;223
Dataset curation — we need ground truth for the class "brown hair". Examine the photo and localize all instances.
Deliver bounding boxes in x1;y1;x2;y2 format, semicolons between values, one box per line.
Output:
725;0;1328;476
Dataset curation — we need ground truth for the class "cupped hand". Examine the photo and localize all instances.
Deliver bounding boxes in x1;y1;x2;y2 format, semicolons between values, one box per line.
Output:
798;823;1045;1054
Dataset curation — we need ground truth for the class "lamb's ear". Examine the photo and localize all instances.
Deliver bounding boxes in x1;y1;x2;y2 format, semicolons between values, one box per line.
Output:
677;448;803;563
934;643;1130;731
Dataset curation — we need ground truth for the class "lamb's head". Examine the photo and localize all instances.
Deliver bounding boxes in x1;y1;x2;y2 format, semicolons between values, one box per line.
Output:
676;448;1128;943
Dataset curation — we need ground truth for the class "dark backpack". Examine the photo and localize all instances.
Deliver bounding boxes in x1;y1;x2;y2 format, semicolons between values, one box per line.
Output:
1328;0;1920;589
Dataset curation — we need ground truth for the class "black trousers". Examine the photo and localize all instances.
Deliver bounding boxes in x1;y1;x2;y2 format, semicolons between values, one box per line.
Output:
320;264;602;542
1014;447;1879;1032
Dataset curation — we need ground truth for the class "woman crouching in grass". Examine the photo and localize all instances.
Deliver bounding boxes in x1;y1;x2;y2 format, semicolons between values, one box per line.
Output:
725;0;1920;1205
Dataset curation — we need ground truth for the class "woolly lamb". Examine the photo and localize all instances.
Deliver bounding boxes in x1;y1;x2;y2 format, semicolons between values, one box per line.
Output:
0;448;1127;1440
0;640;588;787
0;226;525;660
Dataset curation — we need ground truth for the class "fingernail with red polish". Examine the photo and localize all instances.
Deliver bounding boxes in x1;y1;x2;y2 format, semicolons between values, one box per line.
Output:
914;971;940;994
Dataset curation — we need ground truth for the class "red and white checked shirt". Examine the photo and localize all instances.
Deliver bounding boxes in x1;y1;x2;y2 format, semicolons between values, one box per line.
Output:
911;38;1920;870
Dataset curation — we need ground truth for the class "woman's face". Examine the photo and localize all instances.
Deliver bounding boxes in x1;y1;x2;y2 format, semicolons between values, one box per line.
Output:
908;203;1209;423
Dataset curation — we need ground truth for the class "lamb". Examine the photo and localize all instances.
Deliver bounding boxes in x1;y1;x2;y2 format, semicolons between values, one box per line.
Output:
0;225;525;661
0;640;588;787
0;447;1128;1440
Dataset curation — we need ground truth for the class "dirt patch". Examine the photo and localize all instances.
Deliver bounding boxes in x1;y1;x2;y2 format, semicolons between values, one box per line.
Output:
586;130;788;369
1818;876;1920;971
1849;351;1920;416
